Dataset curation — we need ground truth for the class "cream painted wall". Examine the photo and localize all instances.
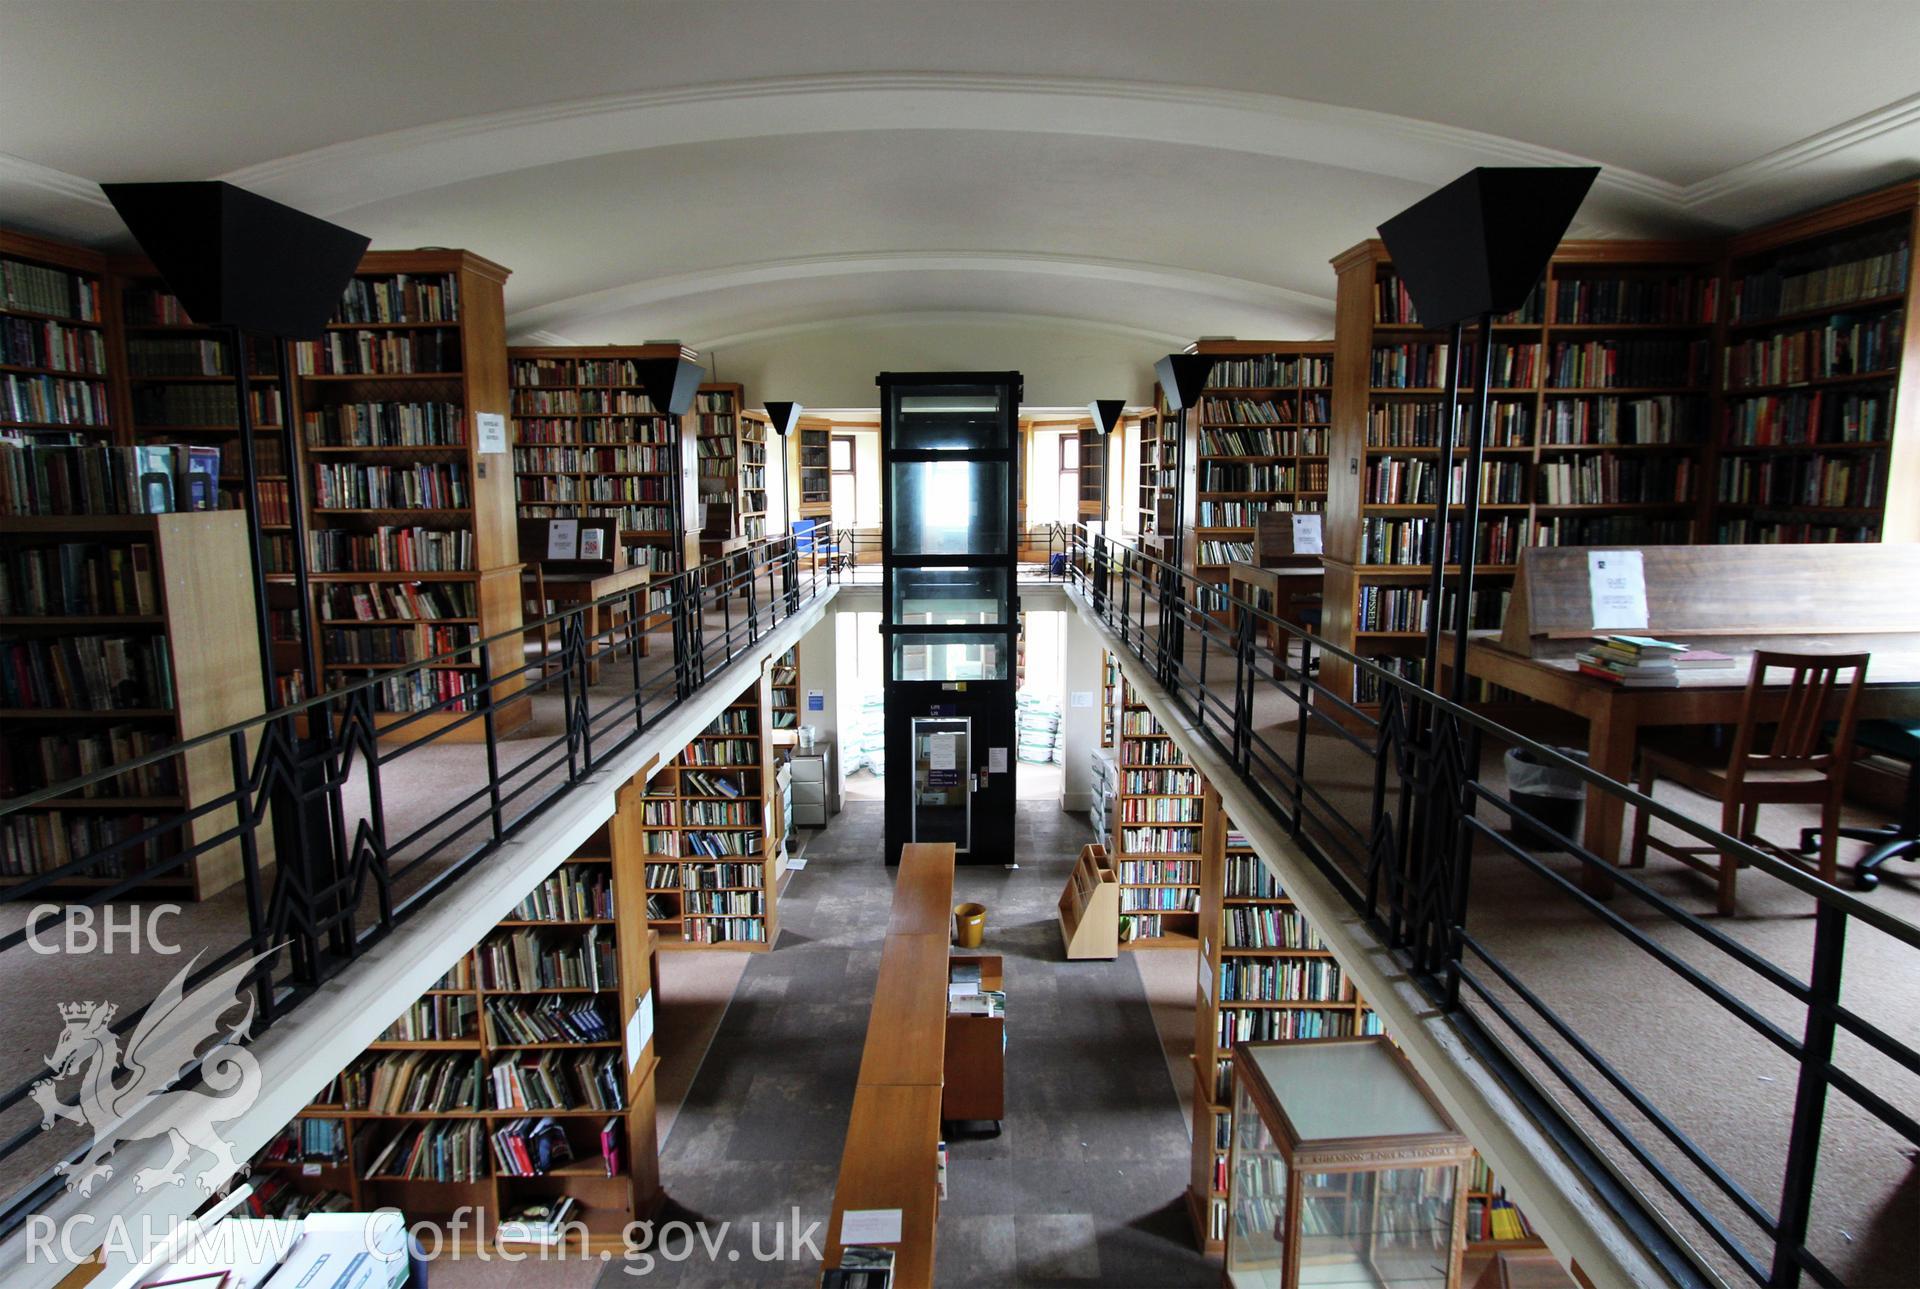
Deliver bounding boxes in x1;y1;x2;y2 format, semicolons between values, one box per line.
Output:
704;315;1170;409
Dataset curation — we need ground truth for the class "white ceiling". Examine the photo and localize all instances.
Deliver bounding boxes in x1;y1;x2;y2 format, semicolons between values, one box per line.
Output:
3;0;1917;354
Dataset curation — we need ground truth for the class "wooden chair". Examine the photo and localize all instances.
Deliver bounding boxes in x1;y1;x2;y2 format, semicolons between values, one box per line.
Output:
1629;650;1869;915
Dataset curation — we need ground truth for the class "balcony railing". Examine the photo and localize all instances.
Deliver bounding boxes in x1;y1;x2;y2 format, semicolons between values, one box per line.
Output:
1067;524;1919;1289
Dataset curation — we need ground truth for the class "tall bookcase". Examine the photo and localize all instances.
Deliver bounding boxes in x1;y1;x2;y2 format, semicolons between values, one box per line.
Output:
110;258;306;703
251;774;662;1247
1186;788;1382;1252
693;383;748;562
0;511;271;895
507;344;689;576
292;251;526;738
1077;423;1109;523
638;674;781;949
1322;239;1721;707
1187;341;1334;602
796;419;832;520
1;231;114;445
769;646;800;744
1112;678;1203;947
1708;181;1920;545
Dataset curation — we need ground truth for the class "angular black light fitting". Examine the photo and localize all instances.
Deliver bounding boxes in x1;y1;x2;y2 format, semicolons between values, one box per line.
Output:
1087;400;1125;437
1154;354;1217;411
763;401;802;436
633;356;706;417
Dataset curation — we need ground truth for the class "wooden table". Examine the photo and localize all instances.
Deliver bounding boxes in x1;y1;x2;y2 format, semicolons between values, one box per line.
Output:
822;842;957;1287
1467;632;1920;881
943;954;1004;1124
523;563;651;680
1228;560;1323;652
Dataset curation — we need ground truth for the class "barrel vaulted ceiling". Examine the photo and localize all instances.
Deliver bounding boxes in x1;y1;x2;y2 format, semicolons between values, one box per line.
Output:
3;0;1918;354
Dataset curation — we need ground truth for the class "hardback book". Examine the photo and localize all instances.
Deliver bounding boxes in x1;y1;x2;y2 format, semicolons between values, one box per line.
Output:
1673;650;1736;669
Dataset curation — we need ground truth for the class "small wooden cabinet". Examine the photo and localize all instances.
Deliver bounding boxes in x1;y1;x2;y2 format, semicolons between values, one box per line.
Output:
942;953;1004;1127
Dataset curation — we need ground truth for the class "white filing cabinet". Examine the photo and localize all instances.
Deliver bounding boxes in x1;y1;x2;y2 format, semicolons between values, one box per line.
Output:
790;740;837;827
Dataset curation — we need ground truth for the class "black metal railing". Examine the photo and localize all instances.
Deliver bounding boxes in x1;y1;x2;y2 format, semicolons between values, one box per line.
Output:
1068;524;1919;1289
0;533;846;1237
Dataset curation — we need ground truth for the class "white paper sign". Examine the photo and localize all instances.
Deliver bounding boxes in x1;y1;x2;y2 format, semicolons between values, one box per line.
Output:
988;747;1008;774
475;411;507;454
840;1209;904;1245
1068;690;1094;709
625;989;654;1072
929;734;957;771
1291;513;1324;555
1588;550;1650;631
546;518;580;561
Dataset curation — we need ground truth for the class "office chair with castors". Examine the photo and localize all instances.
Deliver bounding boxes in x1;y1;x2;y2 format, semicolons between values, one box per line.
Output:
1800;718;1920;890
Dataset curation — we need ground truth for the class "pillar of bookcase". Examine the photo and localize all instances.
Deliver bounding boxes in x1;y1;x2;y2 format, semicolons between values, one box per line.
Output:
1113;678;1203;948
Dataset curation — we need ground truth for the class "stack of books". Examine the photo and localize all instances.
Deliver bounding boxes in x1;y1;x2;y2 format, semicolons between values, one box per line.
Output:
1575;635;1685;688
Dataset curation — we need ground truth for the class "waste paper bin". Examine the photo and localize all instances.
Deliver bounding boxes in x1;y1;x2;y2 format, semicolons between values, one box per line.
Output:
1505;746;1587;852
954;902;987;948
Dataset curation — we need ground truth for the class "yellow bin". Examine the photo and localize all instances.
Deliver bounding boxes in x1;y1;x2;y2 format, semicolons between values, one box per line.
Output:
954;902;987;948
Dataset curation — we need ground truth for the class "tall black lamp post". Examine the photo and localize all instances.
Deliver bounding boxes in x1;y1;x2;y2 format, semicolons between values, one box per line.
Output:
632;355;707;695
763;401;802;607
1086;399;1125;612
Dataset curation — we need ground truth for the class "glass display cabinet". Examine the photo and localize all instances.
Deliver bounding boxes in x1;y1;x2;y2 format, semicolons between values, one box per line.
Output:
1227;1036;1474;1288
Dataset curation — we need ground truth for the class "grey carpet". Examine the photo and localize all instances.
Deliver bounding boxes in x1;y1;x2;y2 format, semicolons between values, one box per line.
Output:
595;799;1216;1288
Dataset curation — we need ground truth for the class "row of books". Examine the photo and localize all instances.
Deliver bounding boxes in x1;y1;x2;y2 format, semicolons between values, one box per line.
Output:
1198;463;1293;493
1367;400;1532;448
681;739;756;767
1729;240;1909;323
1119;912;1188;942
1536;456;1693;506
485;997;616;1047
316;580;476;622
1117;796;1203;823
5;372;111;427
1717;454;1881;510
1375;272;1542;326
1364;458;1529;506
131;382;262;427
683;916;767;943
363;668;478;715
1216;1006;1361;1046
1216;958;1349;1003
1203;355;1329;387
1121;767;1200;795
1198;397;1313;425
1117;858;1199;884
292;331;461;377
1197;427;1317;456
1223;851;1285;900
1197;500;1288;529
1;316;107;374
681;859;764;887
513;444;674;473
308;526;473;573
489;1115;573;1176
126;337;232;377
320;624;475;668
0;724;179;799
478;927;617;992
1359;515;1527;567
262;1119;348;1164
1120;887;1199;912
1;257;100;321
336;273;461;325
1223;905;1328;951
1722;313;1902;388
2;633;175;710
309;461;469;510
0;538;158;616
302;401;465;448
341;1052;484;1114
1721;388;1890;446
1197;541;1254;566
0;809;177;878
681;799;761;826
0;440;224;515
512;389;656;415
515;416;668;444
362;1120;485;1182
379;994;476;1043
1355;584;1510;634
511;864;613;922
1120;826;1200;854
685;890;764;916
1552;274;1718;325
1546;339;1708;390
490;1050;624;1113
509;357;649;388
1534;515;1689;547
1118;736;1188;768
1539;394;1702;446
1715;517;1874;544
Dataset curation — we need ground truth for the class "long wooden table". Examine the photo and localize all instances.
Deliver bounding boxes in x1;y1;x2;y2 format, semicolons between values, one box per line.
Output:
523;563;651;680
821;842;956;1287
1467;633;1920;877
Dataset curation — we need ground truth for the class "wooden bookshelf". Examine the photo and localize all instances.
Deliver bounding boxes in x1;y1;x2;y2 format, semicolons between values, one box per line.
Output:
1;231;114;443
251;780;662;1246
293;251;527;740
1077;422;1109;523
1100;649;1119;748
692;382;747;563
1322;238;1720;709
736;408;770;544
639;675;780;949
1185;341;1334;609
109;257;306;704
1112;677;1203;947
0;511;273;897
769;645;800;745
1186;788;1382;1253
507;344;689;579
1708;180;1920;545
796;418;832;519
1134;389;1173;557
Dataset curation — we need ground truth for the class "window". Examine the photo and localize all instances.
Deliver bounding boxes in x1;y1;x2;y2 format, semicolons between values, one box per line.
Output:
830;434;857;524
1058;433;1080;522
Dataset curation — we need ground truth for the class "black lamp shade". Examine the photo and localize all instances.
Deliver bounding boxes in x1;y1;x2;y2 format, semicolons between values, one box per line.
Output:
764;401;802;436
1154;354;1217;412
1376;166;1599;328
101;181;370;340
633;357;705;417
1088;400;1125;437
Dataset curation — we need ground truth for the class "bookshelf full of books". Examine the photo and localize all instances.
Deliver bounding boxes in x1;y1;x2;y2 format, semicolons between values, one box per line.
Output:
1111;678;1205;947
0;510;271;896
769;645;800;743
250;783;662;1247
639;675;781;949
1;231;114;445
1185;341;1334;609
508;343;698;583
1078;419;1109;522
1322;238;1722;709
1134;398;1165;552
1709;182;1920;546
1184;791;1382;1252
294;251;527;739
693;383;750;562
797;419;832;519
